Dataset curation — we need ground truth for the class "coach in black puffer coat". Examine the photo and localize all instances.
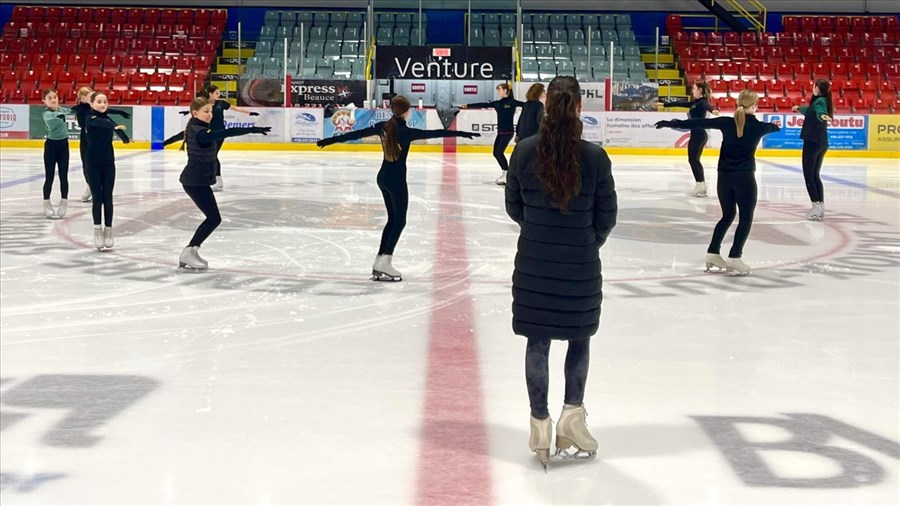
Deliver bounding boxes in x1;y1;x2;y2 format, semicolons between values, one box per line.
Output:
505;135;617;341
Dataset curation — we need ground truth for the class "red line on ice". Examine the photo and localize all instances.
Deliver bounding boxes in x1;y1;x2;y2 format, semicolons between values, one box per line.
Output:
416;153;492;505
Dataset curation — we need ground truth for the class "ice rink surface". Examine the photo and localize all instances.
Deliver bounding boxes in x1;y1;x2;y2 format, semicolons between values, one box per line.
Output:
1;146;898;505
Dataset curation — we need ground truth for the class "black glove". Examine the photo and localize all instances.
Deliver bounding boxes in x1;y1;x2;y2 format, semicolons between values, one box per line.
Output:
57;114;67;120
117;111;132;119
316;138;334;148
655;120;674;129
251;126;271;135
459;131;481;139
249;112;260;116
178;110;190;116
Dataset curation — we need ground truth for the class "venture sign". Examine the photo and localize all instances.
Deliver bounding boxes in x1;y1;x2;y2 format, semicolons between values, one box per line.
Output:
376;47;512;80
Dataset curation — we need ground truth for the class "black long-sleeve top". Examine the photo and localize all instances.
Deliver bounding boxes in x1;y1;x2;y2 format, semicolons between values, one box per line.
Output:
179;119;262;186
466;97;525;133
663;98;715;131
319;118;470;172
85;112;130;167
210;100;231;130
74;103;130;139
661;115;780;172
515;100;544;140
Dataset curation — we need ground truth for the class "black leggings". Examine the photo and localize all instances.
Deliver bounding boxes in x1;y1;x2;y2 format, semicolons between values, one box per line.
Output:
802;141;827;203
708;171;758;259
493;133;514;172
525;338;590;420
376;169;408;255
43;138;69;199
87;163;116;226
687;130;707;183
183;185;222;247
215;139;224;177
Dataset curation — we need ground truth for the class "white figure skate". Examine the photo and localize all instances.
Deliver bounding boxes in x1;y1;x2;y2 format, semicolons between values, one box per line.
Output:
178;246;209;272
56;198;68;219
372;254;402;281
103;226;114;250
495;171;507;186
726;257;751;276
211;176;224;192
530;415;553;472
554;405;598;461
93;226;105;251
81;187;92;202
43;199;55;219
705;253;728;273
690;181;708;198
805;202;824;221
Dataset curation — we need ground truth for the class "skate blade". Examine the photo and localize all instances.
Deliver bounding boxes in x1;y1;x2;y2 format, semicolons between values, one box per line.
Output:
691;192;708;198
371;270;401;282
552;447;597;461
726;269;749;277
178;263;209;273
534;449;551;473
704;263;727;273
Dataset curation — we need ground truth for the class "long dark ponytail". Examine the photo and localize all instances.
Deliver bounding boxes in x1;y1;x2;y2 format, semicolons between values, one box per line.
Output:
536;76;582;212
382;96;411;162
813;79;834;118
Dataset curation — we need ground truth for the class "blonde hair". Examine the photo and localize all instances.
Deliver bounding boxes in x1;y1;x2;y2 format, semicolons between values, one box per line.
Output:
77;87;93;102
734;89;758;139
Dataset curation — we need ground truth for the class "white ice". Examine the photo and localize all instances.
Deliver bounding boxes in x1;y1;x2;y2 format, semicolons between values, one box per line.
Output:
1;146;898;505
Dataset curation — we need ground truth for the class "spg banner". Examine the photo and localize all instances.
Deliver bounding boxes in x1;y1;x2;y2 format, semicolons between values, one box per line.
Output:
604;111;723;148
322;108;426;143
762;114;868;150
289;108;324;143
866;115;900;152
290;80;367;108
0;105;30;139
28;105;133;141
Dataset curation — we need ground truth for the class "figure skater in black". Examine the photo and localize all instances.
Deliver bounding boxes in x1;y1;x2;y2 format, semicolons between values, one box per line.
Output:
655;80;718;197
656;90;780;276
176;97;271;271
459;83;524;186
316;96;480;281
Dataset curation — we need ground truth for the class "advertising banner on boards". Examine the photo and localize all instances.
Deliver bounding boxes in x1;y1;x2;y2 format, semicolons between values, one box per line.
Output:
375;46;513;80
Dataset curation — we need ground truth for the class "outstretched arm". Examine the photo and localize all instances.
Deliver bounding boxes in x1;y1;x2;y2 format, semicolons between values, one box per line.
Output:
107;108;132;119
317;124;384;147
406;128;481;141
163;131;185;146
196;126;271;144
230;105;260;116
655;99;693;109
655;117;727;131
459;101;494;109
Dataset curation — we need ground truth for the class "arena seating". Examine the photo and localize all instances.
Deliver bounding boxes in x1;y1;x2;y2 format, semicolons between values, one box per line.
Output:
0;6;225;104
509;13;646;82
668;14;899;113
245;10;393;80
